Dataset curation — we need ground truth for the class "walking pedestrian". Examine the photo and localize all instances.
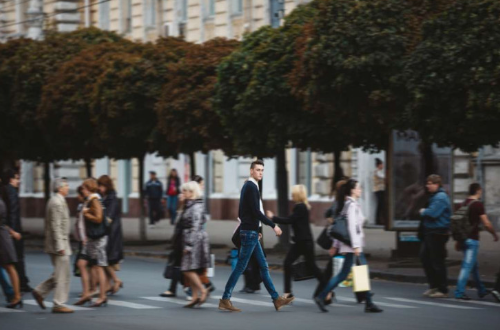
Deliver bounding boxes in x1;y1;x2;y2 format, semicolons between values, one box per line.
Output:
31;178;73;313
98;175;124;295
74;178;109;307
179;181;210;308
144;171;164;227
454;183;498;300
1;169;32;292
166;169;181;225
0;267;14;303
314;179;383;313
219;160;294;312
266;184;323;298
419;174;452;298
0;194;22;309
373;158;386;225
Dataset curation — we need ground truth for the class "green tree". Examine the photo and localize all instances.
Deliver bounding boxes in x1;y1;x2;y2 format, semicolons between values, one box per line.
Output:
405;0;500;152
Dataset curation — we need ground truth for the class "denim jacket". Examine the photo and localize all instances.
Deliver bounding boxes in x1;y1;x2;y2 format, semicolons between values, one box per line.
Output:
421;188;451;231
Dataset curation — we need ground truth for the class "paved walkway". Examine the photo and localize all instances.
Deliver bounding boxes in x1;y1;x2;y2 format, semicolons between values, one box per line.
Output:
22;217;500;285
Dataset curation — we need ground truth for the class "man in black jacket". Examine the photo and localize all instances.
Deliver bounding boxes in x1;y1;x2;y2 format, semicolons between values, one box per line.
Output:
144;171;164;226
219;160;294;312
1;169;32;292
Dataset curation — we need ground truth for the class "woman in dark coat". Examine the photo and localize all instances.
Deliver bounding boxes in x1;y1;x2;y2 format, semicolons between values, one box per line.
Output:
97;175;124;295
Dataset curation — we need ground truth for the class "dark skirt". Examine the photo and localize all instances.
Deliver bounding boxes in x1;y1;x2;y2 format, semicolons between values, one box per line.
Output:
0;226;18;265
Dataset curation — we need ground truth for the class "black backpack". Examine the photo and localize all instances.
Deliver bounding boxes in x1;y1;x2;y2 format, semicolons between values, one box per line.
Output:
450;200;479;242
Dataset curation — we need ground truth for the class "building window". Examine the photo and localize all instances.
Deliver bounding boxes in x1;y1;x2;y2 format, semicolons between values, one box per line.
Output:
181;0;188;22
231;0;242;15
145;0;157;28
208;0;215;17
99;0;110;30
123;0;132;33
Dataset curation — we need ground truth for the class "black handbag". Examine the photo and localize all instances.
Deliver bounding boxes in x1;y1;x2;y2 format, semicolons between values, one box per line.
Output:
292;261;316;281
163;263;181;280
328;214;351;246
317;226;332;250
232;225;241;248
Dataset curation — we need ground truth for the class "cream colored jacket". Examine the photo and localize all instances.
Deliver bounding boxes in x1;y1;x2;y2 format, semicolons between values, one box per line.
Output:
44;194;72;256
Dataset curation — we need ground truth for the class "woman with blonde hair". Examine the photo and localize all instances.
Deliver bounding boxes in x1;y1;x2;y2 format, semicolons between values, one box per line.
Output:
179;181;210;308
266;184;323;298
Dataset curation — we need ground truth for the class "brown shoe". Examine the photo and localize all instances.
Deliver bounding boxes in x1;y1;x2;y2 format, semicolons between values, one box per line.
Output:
218;299;241;312
52;306;74;314
273;296;295;311
31;290;46;310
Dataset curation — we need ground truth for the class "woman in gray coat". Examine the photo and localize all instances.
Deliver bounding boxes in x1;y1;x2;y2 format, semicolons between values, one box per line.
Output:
180;181;210;308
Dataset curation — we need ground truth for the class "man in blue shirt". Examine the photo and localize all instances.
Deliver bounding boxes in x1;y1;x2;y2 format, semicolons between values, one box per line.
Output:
144;171;164;226
419;174;451;298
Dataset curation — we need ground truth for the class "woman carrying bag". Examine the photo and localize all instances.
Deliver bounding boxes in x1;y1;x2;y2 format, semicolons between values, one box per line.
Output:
314;179;383;313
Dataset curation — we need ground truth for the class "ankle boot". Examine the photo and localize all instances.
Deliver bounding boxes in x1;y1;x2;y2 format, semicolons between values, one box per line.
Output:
218;299;241;312
273;296;295;311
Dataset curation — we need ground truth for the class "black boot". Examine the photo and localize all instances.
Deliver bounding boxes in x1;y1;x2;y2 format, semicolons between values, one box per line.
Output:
365;303;383;313
314;296;328;312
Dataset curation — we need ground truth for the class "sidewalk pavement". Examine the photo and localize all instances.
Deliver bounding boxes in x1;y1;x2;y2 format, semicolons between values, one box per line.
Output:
22;217;500;287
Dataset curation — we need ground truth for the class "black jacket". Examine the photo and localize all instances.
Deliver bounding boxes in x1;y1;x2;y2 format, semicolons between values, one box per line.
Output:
144;179;164;199
273;203;313;242
1;185;21;232
103;191;123;263
239;181;275;231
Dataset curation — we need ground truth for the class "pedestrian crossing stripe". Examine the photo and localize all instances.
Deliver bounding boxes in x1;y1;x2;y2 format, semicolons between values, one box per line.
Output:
23;300;94;311
142;296;219;308
385;297;480;310
107;300;162;309
289;297;355;308
443;299;500;308
335;296;417;309
0;307;25;313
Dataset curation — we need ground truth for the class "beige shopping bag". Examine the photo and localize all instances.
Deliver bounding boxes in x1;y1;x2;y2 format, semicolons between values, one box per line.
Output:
352;264;371;292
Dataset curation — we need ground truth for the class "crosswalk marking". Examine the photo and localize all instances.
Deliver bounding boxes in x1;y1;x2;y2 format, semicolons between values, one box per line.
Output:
444;299;500;308
0;307;25;313
335;296;417;309
107;300;162;309
284;296;355;308
212;295;275;307
142;296;218;308
386;298;480;310
24;300;94;311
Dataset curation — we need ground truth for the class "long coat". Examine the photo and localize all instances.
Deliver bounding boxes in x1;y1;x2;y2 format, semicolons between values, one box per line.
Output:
103;191;124;264
180;199;210;272
44;194;72;256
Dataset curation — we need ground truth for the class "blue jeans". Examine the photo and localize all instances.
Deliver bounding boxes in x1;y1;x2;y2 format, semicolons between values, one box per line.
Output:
317;252;373;305
167;195;178;225
0;267;14;302
455;239;486;298
222;230;279;300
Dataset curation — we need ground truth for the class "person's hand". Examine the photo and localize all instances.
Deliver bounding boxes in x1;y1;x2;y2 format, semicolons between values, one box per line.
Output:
258;233;263;240
326;217;334;224
83;207;89;214
354;248;361;257
178;193;185;203
419;208;425;215
328;247;337;257
183;249;190;255
493;234;499;242
273;226;282;236
83;238;87;246
11;231;22;241
266;210;274;218
58;250;65;256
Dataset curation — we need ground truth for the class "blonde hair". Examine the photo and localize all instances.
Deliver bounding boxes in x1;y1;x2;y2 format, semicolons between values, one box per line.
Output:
181;181;202;199
291;184;310;209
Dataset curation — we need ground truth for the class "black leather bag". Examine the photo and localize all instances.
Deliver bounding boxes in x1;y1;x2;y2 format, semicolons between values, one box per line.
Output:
317;226;332;250
328;214;351;246
292;261;315;281
232;225;241;248
163;263;181;280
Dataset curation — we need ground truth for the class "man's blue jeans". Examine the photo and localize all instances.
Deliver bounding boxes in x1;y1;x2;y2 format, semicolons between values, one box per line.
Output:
167;195;178;225
317;252;373;305
455;239;486;298
222;230;279;300
0;267;14;302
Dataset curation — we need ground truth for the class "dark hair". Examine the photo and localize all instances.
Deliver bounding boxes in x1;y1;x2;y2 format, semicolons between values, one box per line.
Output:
97;175;115;193
169;169;178;178
375;158;383;166
192;175;203;184
82;178;99;193
76;186;84;197
469;183;481;196
2;169;18;185
250;159;264;169
426;174;442;187
335;179;358;216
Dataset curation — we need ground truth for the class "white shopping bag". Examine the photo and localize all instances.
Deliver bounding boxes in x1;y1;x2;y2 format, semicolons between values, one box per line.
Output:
207;254;215;278
352;264;371;292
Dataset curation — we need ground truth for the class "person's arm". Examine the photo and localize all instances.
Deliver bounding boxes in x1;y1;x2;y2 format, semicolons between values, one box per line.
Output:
52;201;66;254
421;195;448;219
83;199;103;224
347;204;362;250
272;204;303;225
480;214;499;241
5;189;15;229
183;209;200;253
249;186;275;228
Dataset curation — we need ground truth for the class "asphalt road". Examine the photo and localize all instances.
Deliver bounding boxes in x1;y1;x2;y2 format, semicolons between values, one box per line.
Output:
1;252;499;330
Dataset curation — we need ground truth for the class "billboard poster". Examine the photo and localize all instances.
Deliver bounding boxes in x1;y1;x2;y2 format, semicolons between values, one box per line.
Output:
390;130;453;229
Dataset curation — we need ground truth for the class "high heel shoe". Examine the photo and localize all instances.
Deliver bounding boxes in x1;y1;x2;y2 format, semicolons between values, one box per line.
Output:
74;296;92;306
183;298;200;308
110;281;123;295
90;299;108;307
198;291;209;306
6;299;23;309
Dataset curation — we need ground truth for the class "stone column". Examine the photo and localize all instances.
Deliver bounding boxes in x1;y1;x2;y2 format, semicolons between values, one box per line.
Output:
26;0;43;40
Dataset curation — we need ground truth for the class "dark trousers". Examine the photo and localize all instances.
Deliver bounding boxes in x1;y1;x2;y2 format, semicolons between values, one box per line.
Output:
0;267;14;302
14;239;29;289
420;233;449;293
284;240;323;293
243;252;262;291
375;191;385;225
495;266;500;292
148;199;162;225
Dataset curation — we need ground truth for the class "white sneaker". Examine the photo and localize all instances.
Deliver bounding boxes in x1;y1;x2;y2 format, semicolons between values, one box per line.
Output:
429;291;448;298
423;288;438;297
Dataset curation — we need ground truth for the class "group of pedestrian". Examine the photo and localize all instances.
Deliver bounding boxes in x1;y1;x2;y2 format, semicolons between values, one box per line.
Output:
144;169;181;227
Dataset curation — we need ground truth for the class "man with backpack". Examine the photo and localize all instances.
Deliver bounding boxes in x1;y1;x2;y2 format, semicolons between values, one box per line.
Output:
419;175;452;298
453;183;498;300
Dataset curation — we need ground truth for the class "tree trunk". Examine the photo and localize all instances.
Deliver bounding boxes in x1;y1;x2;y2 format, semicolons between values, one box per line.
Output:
189;152;196;179
138;155;147;241
44;161;51;202
330;149;345;197
84;158;92;178
274;147;290;251
422;141;434;179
